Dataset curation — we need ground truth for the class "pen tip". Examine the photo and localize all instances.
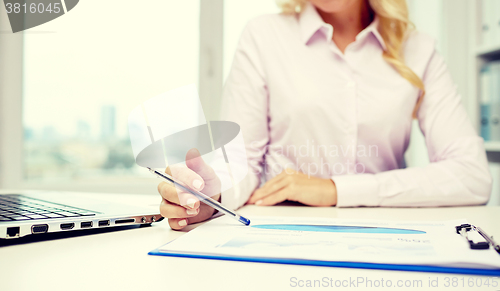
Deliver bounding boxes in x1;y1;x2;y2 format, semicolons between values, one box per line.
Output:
239;216;251;226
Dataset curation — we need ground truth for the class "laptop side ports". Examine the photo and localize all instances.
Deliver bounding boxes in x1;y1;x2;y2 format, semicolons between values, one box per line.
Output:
31;224;48;234
80;221;92;228
6;227;20;238
60;223;74;230
98;220;110;227
114;218;135;225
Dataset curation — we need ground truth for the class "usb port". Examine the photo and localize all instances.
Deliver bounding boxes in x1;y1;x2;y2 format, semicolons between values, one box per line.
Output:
80;221;92;228
60;223;74;230
98;220;110;227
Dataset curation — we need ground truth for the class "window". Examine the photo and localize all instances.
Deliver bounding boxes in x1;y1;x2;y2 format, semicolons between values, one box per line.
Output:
21;0;199;191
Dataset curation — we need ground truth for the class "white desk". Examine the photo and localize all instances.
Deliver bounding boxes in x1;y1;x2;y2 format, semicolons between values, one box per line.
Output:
1;193;499;291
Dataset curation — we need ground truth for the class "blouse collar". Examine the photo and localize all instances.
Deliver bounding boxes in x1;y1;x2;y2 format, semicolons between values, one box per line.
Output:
298;2;386;50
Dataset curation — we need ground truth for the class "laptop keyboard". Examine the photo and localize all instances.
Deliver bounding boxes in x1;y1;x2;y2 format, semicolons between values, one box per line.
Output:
0;194;97;222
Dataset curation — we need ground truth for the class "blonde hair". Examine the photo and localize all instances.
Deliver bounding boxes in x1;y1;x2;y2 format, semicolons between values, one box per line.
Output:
276;0;425;118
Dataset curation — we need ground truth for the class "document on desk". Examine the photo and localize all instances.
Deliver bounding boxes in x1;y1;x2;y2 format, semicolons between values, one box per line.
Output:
149;216;500;275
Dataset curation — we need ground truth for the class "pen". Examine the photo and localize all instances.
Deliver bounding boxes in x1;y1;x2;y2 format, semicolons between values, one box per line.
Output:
456;223;500;254
475;225;500;254
147;167;250;226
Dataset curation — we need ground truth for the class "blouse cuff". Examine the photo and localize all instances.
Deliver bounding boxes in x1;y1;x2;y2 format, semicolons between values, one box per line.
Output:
333;174;381;207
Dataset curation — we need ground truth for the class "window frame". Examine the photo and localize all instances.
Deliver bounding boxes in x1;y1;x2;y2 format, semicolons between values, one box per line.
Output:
0;5;23;191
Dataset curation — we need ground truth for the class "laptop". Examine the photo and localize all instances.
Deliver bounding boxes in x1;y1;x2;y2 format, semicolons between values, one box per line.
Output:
0;191;163;239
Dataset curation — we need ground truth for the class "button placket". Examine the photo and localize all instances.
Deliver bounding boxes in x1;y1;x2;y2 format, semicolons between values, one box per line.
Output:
343;62;358;174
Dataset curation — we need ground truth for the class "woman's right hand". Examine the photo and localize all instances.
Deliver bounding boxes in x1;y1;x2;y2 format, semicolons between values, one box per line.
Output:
157;148;221;230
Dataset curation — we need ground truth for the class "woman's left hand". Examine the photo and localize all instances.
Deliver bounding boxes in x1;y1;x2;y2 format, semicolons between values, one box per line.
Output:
247;169;337;206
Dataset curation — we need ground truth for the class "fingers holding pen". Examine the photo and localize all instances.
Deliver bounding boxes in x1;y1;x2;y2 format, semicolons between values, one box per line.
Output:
158;181;200;209
158;179;203;230
159;199;200;218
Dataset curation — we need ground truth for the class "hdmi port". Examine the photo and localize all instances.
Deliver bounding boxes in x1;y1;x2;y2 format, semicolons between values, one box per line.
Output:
60;223;74;230
115;218;135;225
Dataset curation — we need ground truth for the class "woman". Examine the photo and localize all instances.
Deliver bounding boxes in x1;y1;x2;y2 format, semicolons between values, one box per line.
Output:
158;0;491;230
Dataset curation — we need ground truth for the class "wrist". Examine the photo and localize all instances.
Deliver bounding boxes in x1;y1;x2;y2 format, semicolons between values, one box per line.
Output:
323;178;337;206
